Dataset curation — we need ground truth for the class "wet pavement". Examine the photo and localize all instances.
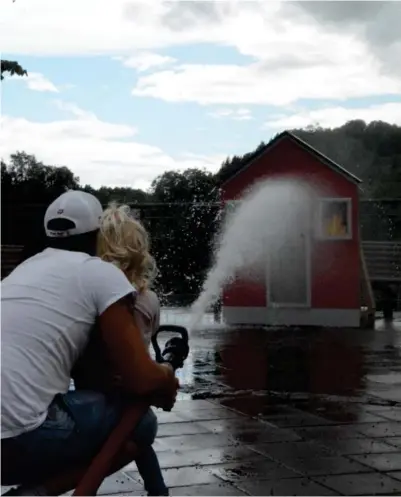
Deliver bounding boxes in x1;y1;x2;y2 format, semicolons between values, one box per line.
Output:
3;311;401;495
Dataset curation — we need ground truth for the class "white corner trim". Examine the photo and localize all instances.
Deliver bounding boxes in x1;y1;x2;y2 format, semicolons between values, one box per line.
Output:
223;306;361;328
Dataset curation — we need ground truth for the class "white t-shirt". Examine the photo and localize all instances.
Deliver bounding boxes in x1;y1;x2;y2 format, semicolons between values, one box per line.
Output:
1;248;135;439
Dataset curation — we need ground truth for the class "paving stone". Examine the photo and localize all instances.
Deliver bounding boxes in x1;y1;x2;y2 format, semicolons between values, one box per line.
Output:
198;418;268;434
365;404;399;413
388;471;401;482
157;421;211;437
171;446;264;468
384;437;401;448
173;399;217;410
229;425;301;444
368;390;401;403
297;403;386;424
170;483;245;495
355;422;401;438
218;398;295;418
97;473;143;495
350;453;401;472
295;425;367;441
155;433;237;451
127;466;223;488
237;477;339;496
125;446;264;470
208;460;300;482
123;451;184;472
178;408;244;422
326;412;389;424
261;411;334;428
316;438;401;456
278;455;372;477
156;411;187;424
153;437;176;452
182;445;265;466
314;472;401;495
249;440;336;460
374;409;401;423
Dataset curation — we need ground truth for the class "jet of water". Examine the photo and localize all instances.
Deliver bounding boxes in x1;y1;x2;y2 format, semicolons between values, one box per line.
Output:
189;179;312;330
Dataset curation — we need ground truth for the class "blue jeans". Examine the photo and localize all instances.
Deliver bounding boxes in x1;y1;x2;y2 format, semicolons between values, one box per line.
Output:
4;390;168;495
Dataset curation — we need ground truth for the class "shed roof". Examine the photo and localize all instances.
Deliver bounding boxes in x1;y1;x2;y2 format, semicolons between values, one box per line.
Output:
220;130;362;187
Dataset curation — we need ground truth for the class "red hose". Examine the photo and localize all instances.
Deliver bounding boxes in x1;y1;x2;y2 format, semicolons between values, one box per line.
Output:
73;401;149;496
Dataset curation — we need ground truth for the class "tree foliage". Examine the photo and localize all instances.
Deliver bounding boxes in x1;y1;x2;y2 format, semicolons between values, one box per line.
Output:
216;120;401;199
216;141;268;185
82;185;151;205
1;60;28;80
1;152;80;249
1;152;80;203
293;120;401;198
148;169;219;302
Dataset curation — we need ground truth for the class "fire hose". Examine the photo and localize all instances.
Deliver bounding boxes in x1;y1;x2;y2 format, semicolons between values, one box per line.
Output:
72;325;189;496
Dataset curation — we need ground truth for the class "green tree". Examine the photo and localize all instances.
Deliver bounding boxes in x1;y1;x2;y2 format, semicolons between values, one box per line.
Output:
148;169;219;303
216;141;267;185
216;120;401;200
82;185;151;206
293;120;401;198
1;60;28;80
1;152;80;203
1;152;81;244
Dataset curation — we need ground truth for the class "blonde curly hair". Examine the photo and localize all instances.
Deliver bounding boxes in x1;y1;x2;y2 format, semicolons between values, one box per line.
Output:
97;203;157;292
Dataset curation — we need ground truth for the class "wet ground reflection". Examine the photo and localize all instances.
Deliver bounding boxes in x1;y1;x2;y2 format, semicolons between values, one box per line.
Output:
159;309;401;413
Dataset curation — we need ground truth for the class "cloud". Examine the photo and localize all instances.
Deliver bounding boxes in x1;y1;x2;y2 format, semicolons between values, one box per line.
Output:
2;1;400;105
132;59;401;106
126;2;400;106
264;102;401;130
160;1;232;31
53;100;97;120
209;108;252;121
120;52;176;72
11;72;59;93
0;102;223;189
289;1;401;77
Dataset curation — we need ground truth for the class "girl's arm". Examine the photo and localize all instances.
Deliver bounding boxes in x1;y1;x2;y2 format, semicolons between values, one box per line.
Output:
134;290;161;347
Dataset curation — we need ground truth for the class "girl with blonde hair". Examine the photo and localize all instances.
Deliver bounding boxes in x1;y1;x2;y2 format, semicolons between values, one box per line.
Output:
98;203;160;348
72;203;169;496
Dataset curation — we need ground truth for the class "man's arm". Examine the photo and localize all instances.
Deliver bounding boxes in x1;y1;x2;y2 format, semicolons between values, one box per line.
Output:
99;298;174;396
82;258;177;398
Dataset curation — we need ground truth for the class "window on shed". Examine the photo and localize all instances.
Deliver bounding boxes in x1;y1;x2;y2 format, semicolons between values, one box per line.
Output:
316;198;352;240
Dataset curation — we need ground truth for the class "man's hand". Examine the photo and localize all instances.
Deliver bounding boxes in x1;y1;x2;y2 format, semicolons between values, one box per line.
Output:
100;300;178;396
151;364;180;411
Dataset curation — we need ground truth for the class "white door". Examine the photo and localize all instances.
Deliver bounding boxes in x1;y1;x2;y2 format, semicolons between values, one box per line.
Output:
268;231;311;307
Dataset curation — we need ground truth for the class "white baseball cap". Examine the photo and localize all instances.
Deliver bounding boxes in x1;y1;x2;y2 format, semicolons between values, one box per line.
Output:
44;190;103;238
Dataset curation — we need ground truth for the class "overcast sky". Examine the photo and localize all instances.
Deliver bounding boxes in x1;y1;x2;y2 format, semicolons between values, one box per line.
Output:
1;0;400;189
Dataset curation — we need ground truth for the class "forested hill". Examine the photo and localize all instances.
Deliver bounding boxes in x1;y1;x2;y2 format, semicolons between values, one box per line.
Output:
217;120;401;198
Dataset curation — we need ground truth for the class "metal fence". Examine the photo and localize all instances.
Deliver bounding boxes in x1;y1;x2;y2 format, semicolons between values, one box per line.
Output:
2;199;400;307
2;199;400;245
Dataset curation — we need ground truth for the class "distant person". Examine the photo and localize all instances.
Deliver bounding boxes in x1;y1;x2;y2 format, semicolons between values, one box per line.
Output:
1;191;178;496
382;284;396;321
72;203;167;496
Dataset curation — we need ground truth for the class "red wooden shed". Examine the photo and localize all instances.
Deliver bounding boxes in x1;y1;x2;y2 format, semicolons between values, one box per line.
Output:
220;131;366;328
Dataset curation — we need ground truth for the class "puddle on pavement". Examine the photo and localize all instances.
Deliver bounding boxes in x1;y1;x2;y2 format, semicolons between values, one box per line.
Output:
163;310;401;415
